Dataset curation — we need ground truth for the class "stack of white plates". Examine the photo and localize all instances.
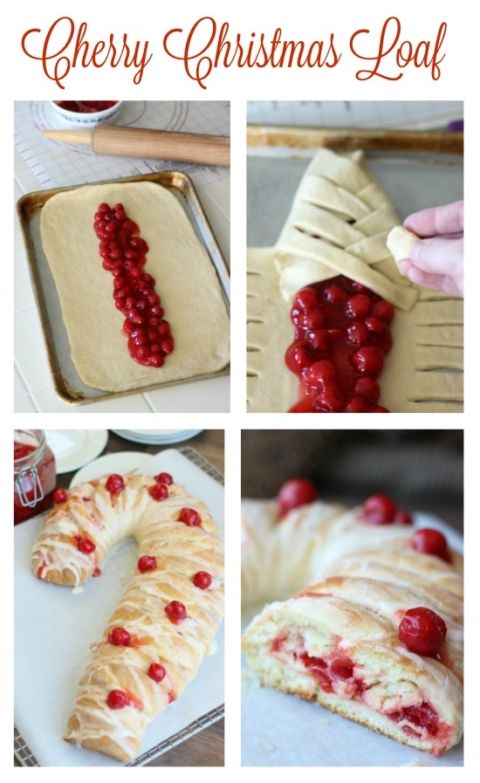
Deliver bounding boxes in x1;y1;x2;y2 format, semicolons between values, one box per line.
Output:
111;430;203;445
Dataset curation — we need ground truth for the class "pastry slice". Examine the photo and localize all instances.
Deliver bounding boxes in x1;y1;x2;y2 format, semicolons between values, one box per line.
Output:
247;149;463;412
242;586;463;755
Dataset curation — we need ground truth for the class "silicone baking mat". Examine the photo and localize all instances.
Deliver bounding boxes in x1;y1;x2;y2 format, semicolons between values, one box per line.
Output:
14;101;230;190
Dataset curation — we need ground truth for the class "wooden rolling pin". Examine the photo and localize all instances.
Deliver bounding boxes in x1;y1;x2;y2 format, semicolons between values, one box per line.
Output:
43;125;230;167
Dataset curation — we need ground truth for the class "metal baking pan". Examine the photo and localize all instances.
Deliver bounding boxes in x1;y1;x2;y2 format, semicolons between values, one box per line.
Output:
247;125;463;245
17;172;230;405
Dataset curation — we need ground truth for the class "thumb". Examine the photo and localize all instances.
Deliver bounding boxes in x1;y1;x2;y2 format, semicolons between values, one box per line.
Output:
409;236;463;277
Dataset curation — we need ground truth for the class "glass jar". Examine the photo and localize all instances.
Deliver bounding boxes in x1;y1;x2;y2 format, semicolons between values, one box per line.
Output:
14;430;56;525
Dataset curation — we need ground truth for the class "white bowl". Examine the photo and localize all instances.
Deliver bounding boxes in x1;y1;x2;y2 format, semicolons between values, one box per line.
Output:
49;100;122;129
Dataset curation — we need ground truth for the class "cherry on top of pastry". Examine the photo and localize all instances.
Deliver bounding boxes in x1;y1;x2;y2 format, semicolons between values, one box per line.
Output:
165;600;187;624
411;528;451;562
178;507;201;526
154;472;173;485
277;478;317;518
73;535;96;554
105;474;125;495
359;494;413;526
108;626;131;646
148;662;166;682
398;607;447;657
138;555;157;573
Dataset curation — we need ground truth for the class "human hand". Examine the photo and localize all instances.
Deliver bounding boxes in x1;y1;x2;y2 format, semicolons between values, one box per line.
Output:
398;201;464;297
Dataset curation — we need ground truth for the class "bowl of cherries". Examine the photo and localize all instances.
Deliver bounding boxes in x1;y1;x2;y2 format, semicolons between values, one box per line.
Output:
50;100;122;128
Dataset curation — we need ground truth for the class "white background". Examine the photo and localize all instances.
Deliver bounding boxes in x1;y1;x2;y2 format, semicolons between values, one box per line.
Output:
2;0;476;779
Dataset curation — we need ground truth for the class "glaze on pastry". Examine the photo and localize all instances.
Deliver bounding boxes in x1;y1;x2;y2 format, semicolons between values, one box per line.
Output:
242;483;463;755
32;472;224;762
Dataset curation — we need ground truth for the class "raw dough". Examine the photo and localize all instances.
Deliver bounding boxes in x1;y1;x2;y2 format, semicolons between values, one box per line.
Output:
387;225;419;269
41;181;229;392
247;150;463;412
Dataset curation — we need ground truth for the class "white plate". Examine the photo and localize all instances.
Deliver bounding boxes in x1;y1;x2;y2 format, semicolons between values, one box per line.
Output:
71;451;152;486
242;511;463;767
112;430;203;445
45;430;108;474
15;448;224;767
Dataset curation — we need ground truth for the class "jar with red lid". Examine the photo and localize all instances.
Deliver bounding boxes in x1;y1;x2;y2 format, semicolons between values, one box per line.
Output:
14;430;56;524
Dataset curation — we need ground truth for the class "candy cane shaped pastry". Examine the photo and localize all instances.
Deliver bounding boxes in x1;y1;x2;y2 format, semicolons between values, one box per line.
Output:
32;472;223;762
242;480;463;755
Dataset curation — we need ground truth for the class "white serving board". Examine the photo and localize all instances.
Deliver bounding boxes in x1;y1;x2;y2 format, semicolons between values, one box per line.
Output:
242;512;463;767
15;448;224;767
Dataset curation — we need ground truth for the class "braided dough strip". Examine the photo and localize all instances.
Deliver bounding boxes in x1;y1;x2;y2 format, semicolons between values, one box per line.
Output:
242;498;463;754
32;475;223;762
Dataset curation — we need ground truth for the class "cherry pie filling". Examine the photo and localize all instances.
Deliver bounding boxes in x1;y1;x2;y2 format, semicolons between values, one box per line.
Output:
286;275;394;412
94;202;174;368
270;632;452;751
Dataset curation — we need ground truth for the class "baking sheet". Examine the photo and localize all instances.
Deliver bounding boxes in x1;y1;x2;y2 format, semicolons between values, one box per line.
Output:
14;447;224;767
247;142;463;246
17;171;230;405
241;512;463;767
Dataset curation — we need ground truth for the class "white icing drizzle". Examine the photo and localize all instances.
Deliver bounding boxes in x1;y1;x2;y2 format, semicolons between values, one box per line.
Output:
32;474;224;762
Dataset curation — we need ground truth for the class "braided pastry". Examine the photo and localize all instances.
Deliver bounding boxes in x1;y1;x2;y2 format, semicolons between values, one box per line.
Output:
32;472;223;762
247;149;463;412
242;483;463;755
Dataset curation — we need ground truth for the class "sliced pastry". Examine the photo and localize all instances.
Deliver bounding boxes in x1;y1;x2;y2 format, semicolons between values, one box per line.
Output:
242;480;463;754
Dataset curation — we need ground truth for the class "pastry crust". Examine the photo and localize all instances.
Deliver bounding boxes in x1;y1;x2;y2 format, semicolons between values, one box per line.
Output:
41;182;229;392
242;497;463;754
387;225;419;268
247;150;463;412
32;474;224;762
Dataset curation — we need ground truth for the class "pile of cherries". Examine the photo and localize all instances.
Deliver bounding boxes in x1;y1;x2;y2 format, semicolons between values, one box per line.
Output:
286;275;394;412
93;202;174;368
55;101;118;113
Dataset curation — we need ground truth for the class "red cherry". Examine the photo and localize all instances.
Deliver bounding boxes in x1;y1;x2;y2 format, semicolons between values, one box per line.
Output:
346;320;369;346
106;689;128;709
360;494;396;525
304;308;325;330
313;383;344;412
398;607;447;657
350;346;384;377
394;510;413;525
323;283;347;305
306;329;330;351
285;342;311;375
178;507;201;526
364;316;385;335
307;359;337;387
154;472;173;485
295;287;318;310
74;535;96;554
165;600;187;624
354;377;380;403
372;300;394;323
53;488;68;504
148;483;169;501
411;528;450;561
346;294;371;319
138;555;157;572
148;662;166;682
192;571;212;589
278;478;317;517
108;627;131;646
344;395;373;413
106;474;125;495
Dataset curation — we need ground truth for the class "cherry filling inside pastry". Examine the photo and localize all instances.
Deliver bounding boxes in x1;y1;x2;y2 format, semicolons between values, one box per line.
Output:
270;631;452;752
286;275;394;412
